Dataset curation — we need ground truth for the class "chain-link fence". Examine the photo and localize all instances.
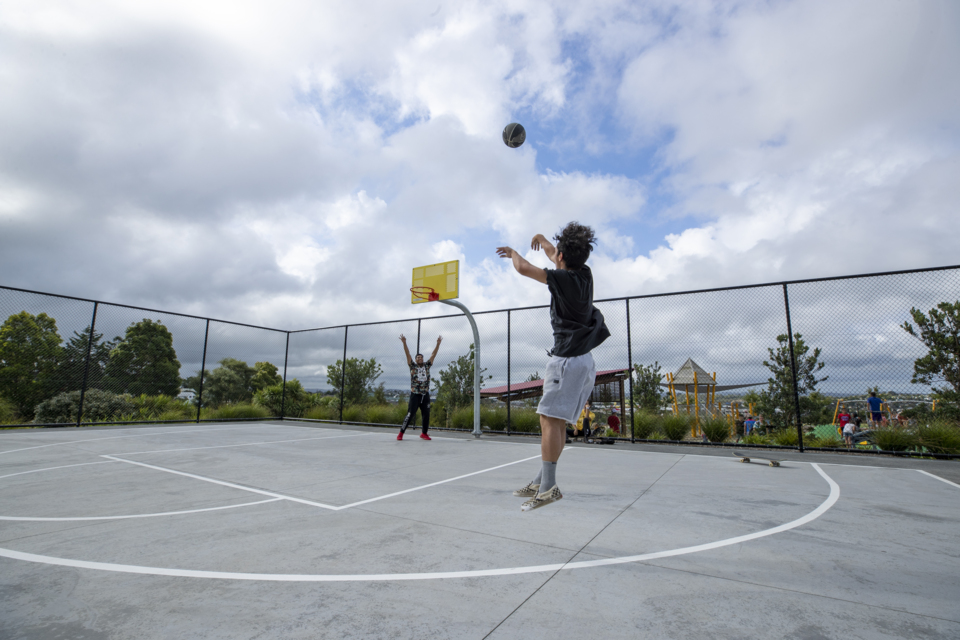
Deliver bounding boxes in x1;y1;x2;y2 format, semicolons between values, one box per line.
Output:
2;265;958;456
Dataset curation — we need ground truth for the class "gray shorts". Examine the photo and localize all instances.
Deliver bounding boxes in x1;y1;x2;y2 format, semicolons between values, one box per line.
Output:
537;353;597;424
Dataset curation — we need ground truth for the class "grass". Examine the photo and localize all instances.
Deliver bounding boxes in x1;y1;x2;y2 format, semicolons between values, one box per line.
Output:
304;405;339;421
202;404;272;420
741;432;772;445
772;428;799;446
873;428;919;452
700;415;731;443
632;411;660;439
808;434;844;448
917;420;960;454
661;414;691;441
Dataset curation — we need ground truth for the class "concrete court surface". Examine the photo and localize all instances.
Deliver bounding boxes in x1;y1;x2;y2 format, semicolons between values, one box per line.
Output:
0;422;958;640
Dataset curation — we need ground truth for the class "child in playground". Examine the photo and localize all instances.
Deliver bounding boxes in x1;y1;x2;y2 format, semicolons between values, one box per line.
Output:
497;223;610;511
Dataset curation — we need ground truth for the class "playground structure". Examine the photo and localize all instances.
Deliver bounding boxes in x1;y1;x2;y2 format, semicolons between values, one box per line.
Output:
661;359;764;436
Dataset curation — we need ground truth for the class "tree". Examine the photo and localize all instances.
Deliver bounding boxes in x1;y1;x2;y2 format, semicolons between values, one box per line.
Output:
57;326;120;393
902;302;960;404
756;333;827;428
326;357;383;406
202;358;256;406
104;319;181;396
432;344;489;409
0;311;63;417
632;362;665;412
251;361;282;391
526;371;541;382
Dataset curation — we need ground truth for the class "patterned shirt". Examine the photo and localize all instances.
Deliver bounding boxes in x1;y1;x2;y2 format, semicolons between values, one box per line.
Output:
409;362;431;395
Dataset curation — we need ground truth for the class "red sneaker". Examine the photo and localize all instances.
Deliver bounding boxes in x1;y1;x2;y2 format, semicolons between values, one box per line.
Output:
419;433;432;441
397;432;404;441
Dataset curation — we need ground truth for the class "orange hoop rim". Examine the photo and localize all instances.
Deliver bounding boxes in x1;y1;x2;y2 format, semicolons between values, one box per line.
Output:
410;286;439;302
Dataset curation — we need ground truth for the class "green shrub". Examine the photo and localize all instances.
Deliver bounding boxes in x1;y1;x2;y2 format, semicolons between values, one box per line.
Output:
809;434;844;448
661;413;691;441
304;404;339;421
742;432;772;445
772;428;799;446
203;404;271;420
34;389;134;424
366;404;406;425
0;397;19;424
159;408;195;423
700;415;731;443
874;428;919;452
341;405;366;423
917;420;960;454
431;400;447;428
253;379;316;417
632;411;660;439
481;406;508;431
127;394;194;421
508;408;541;433
450;406;473;429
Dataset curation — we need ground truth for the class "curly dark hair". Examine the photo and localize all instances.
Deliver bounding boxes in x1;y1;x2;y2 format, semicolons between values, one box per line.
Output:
553;222;597;270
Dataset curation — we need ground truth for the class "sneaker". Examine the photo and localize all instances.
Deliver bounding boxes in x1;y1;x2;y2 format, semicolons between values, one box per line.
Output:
521;485;562;512
419;433;432;441
397;432;404;441
512;482;540;498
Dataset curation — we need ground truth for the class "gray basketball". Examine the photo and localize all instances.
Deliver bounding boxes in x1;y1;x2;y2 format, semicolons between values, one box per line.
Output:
502;123;526;148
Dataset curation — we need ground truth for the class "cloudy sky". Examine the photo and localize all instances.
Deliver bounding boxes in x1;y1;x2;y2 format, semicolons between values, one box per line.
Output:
2;0;958;331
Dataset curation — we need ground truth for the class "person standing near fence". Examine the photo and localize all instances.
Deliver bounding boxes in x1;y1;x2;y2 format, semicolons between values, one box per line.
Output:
867;391;884;428
398;334;442;441
496;222;610;512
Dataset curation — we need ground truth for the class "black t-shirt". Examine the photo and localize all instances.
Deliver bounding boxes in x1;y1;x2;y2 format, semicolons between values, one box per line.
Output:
545;266;610;358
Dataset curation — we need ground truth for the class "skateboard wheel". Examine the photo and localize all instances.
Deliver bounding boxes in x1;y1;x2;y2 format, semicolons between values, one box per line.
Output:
770;461;779;467
740;458;749;463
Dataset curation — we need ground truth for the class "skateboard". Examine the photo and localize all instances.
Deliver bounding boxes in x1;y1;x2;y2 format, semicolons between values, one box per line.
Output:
733;451;781;467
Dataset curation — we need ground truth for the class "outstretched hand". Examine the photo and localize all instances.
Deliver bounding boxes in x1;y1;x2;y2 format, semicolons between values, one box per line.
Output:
496;246;515;259
436;335;443;345
399;334;407;343
531;234;547;251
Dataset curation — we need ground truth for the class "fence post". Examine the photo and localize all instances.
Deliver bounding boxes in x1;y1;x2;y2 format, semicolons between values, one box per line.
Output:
506;310;511;436
76;302;99;427
416;318;421;356
782;284;805;452
339;326;348;424
196;320;210;423
279;332;290;420
626;299;635;443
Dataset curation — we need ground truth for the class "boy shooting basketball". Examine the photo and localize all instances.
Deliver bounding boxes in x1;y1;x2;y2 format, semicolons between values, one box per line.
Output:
496;222;610;511
398;334;442;441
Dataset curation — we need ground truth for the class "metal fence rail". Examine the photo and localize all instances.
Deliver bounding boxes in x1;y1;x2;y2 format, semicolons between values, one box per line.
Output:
2;264;958;457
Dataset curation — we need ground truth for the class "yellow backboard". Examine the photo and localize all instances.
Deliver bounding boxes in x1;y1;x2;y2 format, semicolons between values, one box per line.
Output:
411;260;459;303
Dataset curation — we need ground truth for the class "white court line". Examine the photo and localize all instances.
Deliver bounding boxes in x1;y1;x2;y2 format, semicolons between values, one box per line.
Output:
0;460;116;481
0;424;278;456
334;454;542;510
0;463;841;582
918;470;960;489
116;432;373;456
101;452;543;512
0;498;282;522
101;455;341;510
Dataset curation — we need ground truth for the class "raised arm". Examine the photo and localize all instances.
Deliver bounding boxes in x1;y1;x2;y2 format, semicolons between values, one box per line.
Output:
428;335;443;365
531;233;559;263
399;334;412;366
495;246;548;284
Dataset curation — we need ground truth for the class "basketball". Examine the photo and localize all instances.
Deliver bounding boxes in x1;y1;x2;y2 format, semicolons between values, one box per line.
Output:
502;123;526;148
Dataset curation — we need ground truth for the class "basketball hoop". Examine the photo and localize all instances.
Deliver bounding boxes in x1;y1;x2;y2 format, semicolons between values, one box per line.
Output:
410;286;439;302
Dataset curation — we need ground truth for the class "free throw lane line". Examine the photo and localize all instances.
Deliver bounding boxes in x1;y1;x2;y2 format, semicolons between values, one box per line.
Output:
115;432;374;456
100;455;341;510
0;463;841;582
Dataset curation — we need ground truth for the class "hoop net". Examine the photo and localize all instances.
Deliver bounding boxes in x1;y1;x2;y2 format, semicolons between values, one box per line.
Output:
410;286;440;302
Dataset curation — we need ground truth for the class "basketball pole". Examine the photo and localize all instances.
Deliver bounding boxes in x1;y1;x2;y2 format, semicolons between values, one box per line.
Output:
439;299;482;438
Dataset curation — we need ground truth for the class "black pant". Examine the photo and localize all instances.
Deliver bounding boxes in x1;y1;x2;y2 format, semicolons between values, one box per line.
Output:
401;393;430;434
